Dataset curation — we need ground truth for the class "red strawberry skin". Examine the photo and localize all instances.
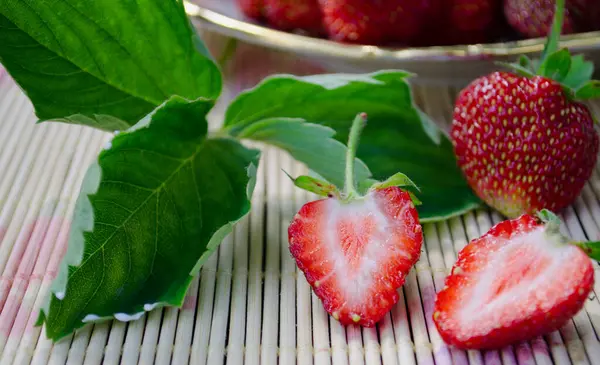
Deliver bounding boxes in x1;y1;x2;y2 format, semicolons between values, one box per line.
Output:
504;0;600;38
264;0;324;33
451;71;599;218
318;0;432;45
413;0;503;46
433;214;594;349
288;187;423;326
239;0;264;20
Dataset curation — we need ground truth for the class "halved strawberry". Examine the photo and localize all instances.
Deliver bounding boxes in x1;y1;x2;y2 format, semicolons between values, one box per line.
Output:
433;211;596;349
287;113;423;326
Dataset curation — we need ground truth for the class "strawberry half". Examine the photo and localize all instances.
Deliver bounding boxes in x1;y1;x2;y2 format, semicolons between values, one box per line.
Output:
451;0;600;218
433;211;596;350
287;113;423;326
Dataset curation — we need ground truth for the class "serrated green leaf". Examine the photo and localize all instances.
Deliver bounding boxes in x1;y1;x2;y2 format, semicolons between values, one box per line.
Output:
38;97;259;341
235;118;371;190
575;81;600;100
0;0;221;131
539;49;572;82
370;172;420;192
561;54;595;90
223;71;481;222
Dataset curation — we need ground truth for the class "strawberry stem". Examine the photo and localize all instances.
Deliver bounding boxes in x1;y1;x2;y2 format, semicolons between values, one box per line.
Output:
344;113;368;198
539;0;565;66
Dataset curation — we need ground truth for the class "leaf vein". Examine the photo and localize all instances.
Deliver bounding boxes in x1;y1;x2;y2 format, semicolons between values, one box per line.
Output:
68;141;203;281
92;199;134;213
117;148;185;161
58;0;168;100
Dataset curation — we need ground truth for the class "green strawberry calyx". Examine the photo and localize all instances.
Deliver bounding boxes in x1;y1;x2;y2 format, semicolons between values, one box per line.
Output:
502;0;600;101
537;209;600;261
285;112;421;205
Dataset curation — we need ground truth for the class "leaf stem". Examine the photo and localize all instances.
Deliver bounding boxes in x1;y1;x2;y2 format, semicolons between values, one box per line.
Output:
344;113;367;198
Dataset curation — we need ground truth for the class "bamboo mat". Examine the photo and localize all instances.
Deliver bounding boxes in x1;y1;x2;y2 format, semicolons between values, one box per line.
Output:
2;41;600;365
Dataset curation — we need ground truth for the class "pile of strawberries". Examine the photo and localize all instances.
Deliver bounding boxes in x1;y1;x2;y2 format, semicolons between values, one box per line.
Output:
238;0;600;46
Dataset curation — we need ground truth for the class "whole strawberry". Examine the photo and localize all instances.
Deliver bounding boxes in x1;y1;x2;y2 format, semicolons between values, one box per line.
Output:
264;0;324;34
415;0;502;46
288;113;423;326
434;211;597;349
504;0;600;38
451;0;600;218
239;0;264;20
318;0;432;45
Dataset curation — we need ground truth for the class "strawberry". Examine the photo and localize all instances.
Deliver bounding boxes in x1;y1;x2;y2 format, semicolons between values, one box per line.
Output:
414;0;502;46
287;113;423;326
504;0;600;38
318;0;432;45
433;211;596;349
264;0;324;34
451;0;600;218
238;0;264;20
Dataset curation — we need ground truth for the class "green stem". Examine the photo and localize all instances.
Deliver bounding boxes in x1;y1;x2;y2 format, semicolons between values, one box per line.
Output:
344;113;367;198
218;38;238;69
540;0;565;66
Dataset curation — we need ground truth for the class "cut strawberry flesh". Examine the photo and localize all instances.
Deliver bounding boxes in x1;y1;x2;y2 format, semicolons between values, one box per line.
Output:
434;216;594;349
289;187;422;326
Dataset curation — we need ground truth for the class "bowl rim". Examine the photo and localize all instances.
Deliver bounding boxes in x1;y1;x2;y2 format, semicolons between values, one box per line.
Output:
184;1;600;62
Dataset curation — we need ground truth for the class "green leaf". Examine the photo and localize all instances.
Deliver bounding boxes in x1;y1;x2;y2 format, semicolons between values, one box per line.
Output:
37;97;259;341
416;109;442;145
537;209;561;226
575;81;600;100
284;172;340;197
235;117;371;190
357;178;379;195
370;172;420;192
519;55;534;71
538;49;572;82
537;208;563;237
224;71;481;221
0;0;221;131
561;55;594;90
499;55;537;78
573;241;600;261
408;192;422;206
498;62;536;78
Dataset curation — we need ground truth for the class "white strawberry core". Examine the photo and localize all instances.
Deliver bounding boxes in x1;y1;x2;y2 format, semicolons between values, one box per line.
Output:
454;226;585;340
318;194;410;306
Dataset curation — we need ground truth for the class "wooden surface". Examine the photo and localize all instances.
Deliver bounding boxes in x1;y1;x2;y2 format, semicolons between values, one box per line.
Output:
1;37;600;365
